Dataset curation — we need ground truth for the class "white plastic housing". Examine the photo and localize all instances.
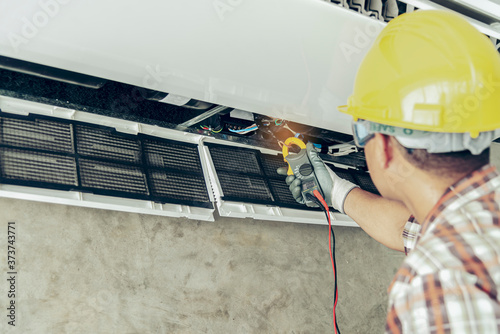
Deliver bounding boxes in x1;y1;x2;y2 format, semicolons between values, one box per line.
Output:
0;95;216;221
0;95;358;226
0;0;384;135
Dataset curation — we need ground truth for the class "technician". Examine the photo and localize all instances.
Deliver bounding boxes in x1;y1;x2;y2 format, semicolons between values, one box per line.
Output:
280;10;500;333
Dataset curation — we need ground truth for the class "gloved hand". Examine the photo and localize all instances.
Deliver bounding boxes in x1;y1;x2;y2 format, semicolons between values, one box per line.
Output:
277;142;359;213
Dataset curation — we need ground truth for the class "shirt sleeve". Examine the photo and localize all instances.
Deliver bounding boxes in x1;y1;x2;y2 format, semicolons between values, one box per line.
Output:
402;216;420;255
386;270;500;333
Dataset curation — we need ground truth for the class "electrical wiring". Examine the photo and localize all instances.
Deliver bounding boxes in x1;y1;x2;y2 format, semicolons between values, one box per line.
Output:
282;123;296;135
278;141;288;149
310;189;341;334
200;125;223;134
228;126;258;133
228;124;258;134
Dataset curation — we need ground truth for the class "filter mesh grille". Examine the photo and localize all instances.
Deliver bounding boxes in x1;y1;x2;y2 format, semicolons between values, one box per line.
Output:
79;159;149;194
208;146;262;175
261;154;287;179
76;125;141;163
267;179;299;206
0;116;74;153
149;170;209;202
0;148;77;185
0;112;212;208
217;173;273;201
144;139;201;172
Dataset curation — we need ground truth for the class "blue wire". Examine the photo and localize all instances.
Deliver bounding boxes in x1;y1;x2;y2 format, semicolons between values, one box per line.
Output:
228;126;258;133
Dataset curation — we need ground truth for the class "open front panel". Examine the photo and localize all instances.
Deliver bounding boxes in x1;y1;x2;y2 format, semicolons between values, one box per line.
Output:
0;112;212;209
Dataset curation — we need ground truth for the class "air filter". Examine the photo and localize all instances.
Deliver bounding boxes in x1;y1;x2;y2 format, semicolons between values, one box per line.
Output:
267;179;299;206
0;147;77;186
208;146;263;175
217;173;273;202
79;159;148;195
143;139;202;173
76;125;141;163
0;116;74;153
0;112;212;208
148;170;212;203
260;153;287;179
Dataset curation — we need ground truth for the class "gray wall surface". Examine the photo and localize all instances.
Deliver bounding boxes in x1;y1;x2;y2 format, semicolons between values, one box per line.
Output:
0;197;404;334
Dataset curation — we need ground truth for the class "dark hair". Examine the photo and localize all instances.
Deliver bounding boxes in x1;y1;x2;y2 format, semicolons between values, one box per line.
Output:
393;138;490;176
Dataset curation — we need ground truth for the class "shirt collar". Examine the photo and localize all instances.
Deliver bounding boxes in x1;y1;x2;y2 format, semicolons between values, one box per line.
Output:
419;164;499;236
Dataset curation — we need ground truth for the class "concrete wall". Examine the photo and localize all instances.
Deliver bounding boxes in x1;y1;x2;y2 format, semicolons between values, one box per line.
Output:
0;197;404;333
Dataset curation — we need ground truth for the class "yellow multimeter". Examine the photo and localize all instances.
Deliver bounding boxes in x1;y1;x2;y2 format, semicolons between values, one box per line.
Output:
282;137;323;206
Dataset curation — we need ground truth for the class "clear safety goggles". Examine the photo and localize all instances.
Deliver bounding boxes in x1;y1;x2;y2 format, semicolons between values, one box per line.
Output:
352;119;431;147
351;120;375;147
352;119;429;147
352;119;498;154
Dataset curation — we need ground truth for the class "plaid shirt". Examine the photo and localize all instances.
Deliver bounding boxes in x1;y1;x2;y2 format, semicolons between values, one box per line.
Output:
386;164;500;333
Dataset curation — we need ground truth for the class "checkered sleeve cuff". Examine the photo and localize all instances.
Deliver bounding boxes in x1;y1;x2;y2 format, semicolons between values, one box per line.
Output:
402;215;420;255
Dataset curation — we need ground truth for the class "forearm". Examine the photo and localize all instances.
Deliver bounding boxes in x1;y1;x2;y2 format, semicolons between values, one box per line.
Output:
343;188;410;252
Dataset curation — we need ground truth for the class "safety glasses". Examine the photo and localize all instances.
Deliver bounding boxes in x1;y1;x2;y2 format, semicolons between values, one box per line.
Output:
352;120;375;147
352;119;429;148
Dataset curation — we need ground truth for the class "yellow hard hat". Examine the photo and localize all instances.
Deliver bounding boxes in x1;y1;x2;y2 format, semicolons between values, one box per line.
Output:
338;10;500;138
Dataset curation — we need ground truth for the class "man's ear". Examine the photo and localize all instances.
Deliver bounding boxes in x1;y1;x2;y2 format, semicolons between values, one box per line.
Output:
372;133;394;169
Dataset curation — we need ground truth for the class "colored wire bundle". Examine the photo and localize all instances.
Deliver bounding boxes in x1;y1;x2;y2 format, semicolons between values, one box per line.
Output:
228;124;258;134
200;125;222;133
309;190;341;334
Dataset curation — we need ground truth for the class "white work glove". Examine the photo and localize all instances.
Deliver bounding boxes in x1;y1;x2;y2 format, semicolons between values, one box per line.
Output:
277;142;359;213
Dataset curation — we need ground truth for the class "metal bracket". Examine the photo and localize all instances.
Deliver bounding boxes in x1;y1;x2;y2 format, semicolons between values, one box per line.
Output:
176;105;231;130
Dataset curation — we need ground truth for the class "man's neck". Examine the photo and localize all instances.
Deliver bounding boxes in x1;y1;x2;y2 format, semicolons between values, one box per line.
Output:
400;169;470;224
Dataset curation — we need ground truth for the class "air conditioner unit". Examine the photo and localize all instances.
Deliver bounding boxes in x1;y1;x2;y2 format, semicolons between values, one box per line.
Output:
0;0;498;226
